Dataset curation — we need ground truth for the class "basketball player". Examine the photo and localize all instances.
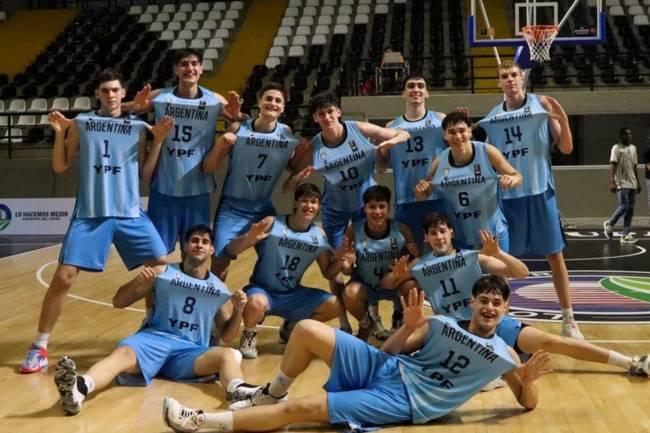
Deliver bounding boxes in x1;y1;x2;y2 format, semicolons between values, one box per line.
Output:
414;111;522;251
202;82;310;281
127;48;244;255
53;225;259;415
383;213;649;378
476;60;583;338
376;75;446;247
284;91;411;332
226;183;345;358
20;69;170;374
341;185;417;340
162;280;552;433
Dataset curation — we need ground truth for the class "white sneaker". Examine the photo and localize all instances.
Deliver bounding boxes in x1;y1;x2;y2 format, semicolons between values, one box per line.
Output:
629;355;649;377
239;330;258;359
620;234;638;244
54;356;84;415
163;397;206;433
561;319;584;339
480;377;507;392
603;221;613;239
228;383;287;410
226;383;261;405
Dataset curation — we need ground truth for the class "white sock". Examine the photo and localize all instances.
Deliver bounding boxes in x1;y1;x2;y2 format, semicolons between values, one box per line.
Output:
244;326;257;334
82;374;96;394
203;411;234;431
607;351;633;369
35;332;50;349
561;308;575;321
226;378;245;393
268;370;294;398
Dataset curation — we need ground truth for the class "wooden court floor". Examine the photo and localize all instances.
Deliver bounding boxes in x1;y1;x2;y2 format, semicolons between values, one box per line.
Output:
1;242;649;433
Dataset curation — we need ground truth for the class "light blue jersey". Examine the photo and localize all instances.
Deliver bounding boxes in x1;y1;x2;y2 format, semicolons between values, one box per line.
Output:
477;93;553;199
432;141;502;248
74;111;148;218
312;121;376;212
222;119;299;202
353;219;406;289
142;263;230;347
251;216;332;292
397;316;517;424
389;111;445;203
152;86;222;196
411;250;482;319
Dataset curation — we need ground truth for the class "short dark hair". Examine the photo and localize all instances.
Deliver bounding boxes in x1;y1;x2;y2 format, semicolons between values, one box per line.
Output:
442;111;472;130
174;48;203;65
96;68;124;88
619;127;631;136
294;182;321;202
363;185;391;204
472;275;511;301
403;74;427;89
310;91;339;114
422;212;453;233
258;82;287;104
185;224;215;244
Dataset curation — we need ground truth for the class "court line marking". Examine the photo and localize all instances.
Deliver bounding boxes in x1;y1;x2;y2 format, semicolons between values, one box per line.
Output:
524;245;646;262
35;260;279;329
0;243;61;262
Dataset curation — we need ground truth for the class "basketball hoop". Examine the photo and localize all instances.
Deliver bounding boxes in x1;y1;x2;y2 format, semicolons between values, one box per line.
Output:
521;25;559;62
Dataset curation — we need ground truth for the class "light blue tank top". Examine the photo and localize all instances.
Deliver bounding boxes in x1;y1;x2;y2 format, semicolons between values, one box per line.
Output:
477;93;554;198
222;119;299;202
312;121;376;211
251;215;332;292
352;219;406;289
411;250;482;319
389;111;445;203
74;111;147;218
432;141;502;249
142;263;230;347
152;86;221;196
397;316;517;424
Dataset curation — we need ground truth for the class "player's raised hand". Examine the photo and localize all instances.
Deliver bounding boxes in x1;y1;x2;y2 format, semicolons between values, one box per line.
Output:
498;174;520;190
231;290;248;311
517;350;552;383
150;115;174;140
246;220;271;243
455;106;470;117
406;242;419;258
294;164;314;183
389;255;410;280
48;111;73;133
544;96;568;123
138;266;158;284
414;179;434;200
478;230;500;257
336;236;356;265
400;287;426;331
132;84;153;112
224;90;244;119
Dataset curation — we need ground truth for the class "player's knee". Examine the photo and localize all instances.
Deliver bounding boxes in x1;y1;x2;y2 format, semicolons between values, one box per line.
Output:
292;319;321;340
52;266;78;290
112;345;137;363
244;296;269;317
397;279;418;296
281;398;322;418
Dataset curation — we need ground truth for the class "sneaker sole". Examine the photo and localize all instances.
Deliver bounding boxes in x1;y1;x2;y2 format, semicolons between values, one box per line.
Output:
603;222;612;239
162;397;173;430
54;358;81;415
19;364;47;374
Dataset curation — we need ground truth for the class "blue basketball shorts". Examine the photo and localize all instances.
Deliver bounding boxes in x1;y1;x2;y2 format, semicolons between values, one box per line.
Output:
321;204;364;249
502;189;566;257
394;199;445;248
117;331;211;385
244;284;334;323
213;195;276;258
147;189;211;254
59;210;167;272
325;329;412;430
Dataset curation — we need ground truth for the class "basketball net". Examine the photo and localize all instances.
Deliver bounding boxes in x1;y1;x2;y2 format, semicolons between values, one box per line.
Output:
521;25;559;62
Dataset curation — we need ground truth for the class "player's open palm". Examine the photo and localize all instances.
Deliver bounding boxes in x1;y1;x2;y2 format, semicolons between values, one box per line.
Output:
337;236;356;266
151;115;174;140
478;230;499;256
247;220;271;243
390;255;410;281
132;84;152;112
138;266;157;284
48;111;73;133
401;288;427;330
414;179;433;200
517;350;552;383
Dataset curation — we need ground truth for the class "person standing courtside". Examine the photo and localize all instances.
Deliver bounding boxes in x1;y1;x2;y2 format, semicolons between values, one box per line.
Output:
476;60;583;339
127;48;243;255
603;127;641;244
20;69;171;373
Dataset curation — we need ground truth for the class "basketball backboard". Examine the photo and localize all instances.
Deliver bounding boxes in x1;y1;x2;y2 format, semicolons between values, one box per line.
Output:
468;0;606;47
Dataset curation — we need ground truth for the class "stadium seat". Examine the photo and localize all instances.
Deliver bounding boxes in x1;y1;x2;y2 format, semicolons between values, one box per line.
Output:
72;96;91;111
204;48;219;60
358;5;371;14
139;13;153;24
155;12;171;23
203;19;218;30
144;5;160;14
162;4;176;14
185;20;200;31
190;11;205;21
196;29;212;39
168;21;182;31
292;35;309;46
274;35;290;46
266;57;281;69
207;11;222;20
314;25;330;35
629;5;644;14
7;99;26;113
299;16;314;27
171;39;188;49
1;128;23;143
203;59;214;72
231;1;244;10
285;7;299;17
333;24;348;34
37;114;49;126
278;26;292;36
221;19;235;30
318;15;333;25
311;34;328;45
303;6;317;17
160;30;175;41
208;37;224;48
178;30;193;40
213;2;226;11
179;3;194;13
225;10;239;20
270;46;285;57
296;25;311;36
355;14;369;24
288;46;305;57
150;22;164;32
196;2;210;12
28;98;48;112
128;5;142;15
190;39;206;49
215;28;230;38
321;6;335;16
282;17;296;27
17;114;36;126
172;12;188;22
336;15;351;25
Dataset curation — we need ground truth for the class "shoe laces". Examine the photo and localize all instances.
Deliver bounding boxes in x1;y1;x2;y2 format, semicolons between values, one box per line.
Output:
179;407;204;429
26;345;45;363
242;332;256;347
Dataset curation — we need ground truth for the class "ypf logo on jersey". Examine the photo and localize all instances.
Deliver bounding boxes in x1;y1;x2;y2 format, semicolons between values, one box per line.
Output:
0;204;11;231
509;270;650;323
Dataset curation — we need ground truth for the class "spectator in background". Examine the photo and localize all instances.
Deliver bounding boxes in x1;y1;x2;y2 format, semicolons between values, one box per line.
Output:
603;128;641;244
